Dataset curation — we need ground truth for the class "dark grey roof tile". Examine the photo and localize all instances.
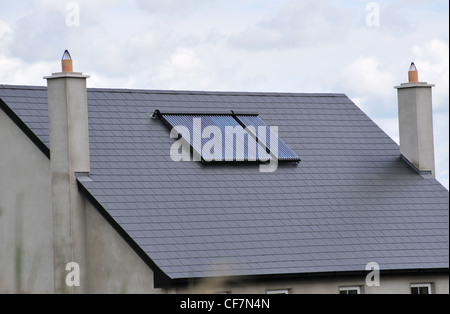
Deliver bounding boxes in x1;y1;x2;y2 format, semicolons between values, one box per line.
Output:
1;85;448;280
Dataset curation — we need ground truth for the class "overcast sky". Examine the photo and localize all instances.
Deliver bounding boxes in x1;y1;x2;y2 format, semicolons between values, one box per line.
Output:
0;0;448;188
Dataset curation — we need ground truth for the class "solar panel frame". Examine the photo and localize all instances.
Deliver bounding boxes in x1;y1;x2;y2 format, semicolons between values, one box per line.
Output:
158;111;300;163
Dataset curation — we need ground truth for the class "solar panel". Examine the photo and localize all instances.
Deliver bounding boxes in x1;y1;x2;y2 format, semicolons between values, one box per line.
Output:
161;114;271;162
236;115;301;162
157;111;300;163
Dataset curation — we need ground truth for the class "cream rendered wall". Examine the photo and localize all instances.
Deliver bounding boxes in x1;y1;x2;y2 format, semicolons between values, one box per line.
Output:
0;109;53;293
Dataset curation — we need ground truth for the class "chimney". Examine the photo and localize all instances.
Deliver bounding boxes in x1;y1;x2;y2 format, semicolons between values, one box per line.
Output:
44;51;90;293
395;63;436;177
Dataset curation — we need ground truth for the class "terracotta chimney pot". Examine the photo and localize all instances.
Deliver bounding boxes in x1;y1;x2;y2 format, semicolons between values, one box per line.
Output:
408;62;419;83
61;50;73;72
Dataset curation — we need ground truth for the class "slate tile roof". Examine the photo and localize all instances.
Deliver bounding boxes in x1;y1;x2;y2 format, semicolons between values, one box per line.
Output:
1;84;448;281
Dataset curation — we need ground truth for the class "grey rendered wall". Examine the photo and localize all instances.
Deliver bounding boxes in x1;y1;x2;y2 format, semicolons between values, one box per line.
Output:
46;73;90;293
172;273;449;294
85;201;163;294
0;109;53;293
0;108;161;294
396;83;435;175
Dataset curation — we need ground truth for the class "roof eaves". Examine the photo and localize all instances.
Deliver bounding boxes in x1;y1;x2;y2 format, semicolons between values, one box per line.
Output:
167;268;450;289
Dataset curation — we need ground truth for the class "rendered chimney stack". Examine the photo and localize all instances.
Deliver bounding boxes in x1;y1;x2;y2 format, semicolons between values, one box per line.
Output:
395;63;436;177
61;50;73;72
44;51;90;293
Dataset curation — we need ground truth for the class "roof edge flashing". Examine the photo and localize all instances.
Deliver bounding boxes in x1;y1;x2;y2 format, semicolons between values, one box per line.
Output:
400;154;433;178
75;172;93;182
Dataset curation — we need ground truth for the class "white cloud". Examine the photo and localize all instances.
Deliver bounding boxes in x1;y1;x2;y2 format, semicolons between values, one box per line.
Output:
0;20;12;39
0;52;53;85
341;56;396;100
134;0;213;14
0;20;13;52
8;1;69;62
373;117;399;144
433;112;450;190
229;0;355;51
27;0;121;16
152;46;213;90
412;39;449;110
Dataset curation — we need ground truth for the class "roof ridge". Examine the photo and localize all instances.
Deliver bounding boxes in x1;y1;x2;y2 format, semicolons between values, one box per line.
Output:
87;87;347;97
0;84;46;90
0;84;348;97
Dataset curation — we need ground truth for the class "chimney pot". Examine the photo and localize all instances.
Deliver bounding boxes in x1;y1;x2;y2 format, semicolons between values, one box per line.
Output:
61;50;73;72
408;62;419;83
409;62;417;72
